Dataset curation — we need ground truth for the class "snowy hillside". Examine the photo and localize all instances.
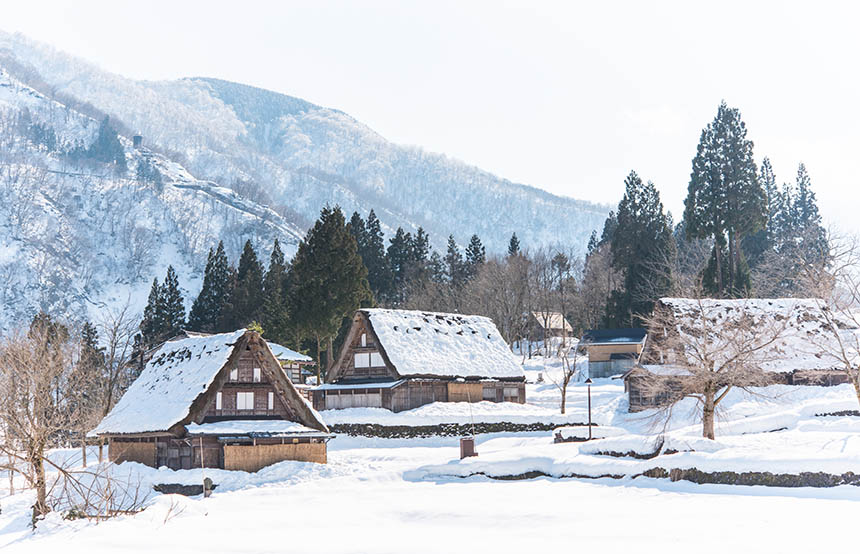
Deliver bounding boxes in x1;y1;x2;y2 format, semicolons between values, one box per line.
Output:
0;31;610;253
0;67;303;332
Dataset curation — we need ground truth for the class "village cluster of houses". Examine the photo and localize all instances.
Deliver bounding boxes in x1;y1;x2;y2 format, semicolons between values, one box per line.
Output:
92;299;853;473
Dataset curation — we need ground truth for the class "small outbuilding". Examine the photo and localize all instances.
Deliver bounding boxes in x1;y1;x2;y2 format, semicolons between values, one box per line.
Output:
267;341;315;384
313;309;526;412
529;311;574;340
580;328;647;378
93;329;331;472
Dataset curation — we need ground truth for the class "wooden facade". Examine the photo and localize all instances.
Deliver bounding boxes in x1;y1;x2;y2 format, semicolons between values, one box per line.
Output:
314;310;526;412
581;328;647;378
98;331;331;471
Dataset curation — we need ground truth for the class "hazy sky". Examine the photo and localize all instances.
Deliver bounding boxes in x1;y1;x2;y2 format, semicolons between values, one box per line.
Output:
4;1;859;229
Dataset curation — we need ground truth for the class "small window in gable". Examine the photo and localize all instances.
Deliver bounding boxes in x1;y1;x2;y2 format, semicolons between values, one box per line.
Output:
355;352;370;368
237;392;254;410
268;391;274;410
370;352;384;367
216;391;222;410
361;333;367;347
253;367;261;382
230;368;238;381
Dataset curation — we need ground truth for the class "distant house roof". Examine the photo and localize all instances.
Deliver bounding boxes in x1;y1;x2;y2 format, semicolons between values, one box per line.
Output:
655;297;855;372
581;328;647;345
531;312;573;333
267;342;313;363
345;309;525;380
93;329;328;436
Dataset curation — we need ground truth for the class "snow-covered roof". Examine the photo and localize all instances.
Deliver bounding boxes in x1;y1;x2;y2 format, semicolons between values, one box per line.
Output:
362;309;524;380
531;312;573;332
267;342;313;363
582;328;647;345
657;298;854;372
185;420;327;436
93;330;247;435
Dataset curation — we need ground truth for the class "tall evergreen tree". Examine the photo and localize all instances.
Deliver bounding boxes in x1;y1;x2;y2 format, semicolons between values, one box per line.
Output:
262;239;290;342
790;163;829;265
586;230;599;259
79;320;105;375
742;157;780;266
684;101;765;297
160;266;185;338
289;206;371;381
444;235;466;288
508;233;521;257
226;240;264;329
464;234;486;281
387;227;413;303
347;212;368;259
139;278;164;347
607;171;675;326
188;241;232;332
352;210;393;302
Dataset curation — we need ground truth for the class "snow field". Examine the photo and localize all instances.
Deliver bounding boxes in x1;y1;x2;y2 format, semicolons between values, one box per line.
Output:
2;358;860;552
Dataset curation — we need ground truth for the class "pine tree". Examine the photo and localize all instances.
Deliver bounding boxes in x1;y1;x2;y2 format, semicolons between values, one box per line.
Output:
289;206;371;380
79;320;105;375
406;227;432;289
75;320;106;411
387;227;412;303
684;101;765;297
464;234;486;281
348;212;367;248
160;265;185;338
607;171;675;326
508;233;521;257
790;163;829;265
352;210;393;303
188;241;232;332
444;235;466;288
742;157;780;267
139;278;164;347
586;230;599;259
262;239;290;343
225;240;264;329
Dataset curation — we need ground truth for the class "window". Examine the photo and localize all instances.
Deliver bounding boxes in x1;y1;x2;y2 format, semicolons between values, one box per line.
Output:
216;392;222;410
230;368;238;381
237;392;255;411
483;387;496;401
361;333;367;347
354;352;370;368
253;367;261;382
504;387;520;401
370;352;384;367
268;391;274;410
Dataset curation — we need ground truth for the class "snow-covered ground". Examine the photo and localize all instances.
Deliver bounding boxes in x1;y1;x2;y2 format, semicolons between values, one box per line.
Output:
2;358;860;553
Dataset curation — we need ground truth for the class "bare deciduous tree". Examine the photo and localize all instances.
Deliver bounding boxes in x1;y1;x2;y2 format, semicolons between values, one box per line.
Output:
643;296;792;439
0;322;78;517
801;233;860;407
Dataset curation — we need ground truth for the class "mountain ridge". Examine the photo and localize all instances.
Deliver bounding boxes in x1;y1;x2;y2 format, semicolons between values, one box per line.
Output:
0;30;610;254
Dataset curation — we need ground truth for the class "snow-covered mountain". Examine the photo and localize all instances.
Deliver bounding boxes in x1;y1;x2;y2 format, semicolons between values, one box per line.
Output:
0;31;609;253
0;66;303;332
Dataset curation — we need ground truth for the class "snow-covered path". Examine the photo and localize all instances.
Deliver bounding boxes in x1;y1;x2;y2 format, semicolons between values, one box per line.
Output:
2;435;858;553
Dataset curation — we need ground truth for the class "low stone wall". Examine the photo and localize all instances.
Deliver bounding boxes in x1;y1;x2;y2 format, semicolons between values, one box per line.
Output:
816;410;860;417
109;441;156;467
223;442;326;472
665;468;860;487
330;421;586;439
464;466;860;488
